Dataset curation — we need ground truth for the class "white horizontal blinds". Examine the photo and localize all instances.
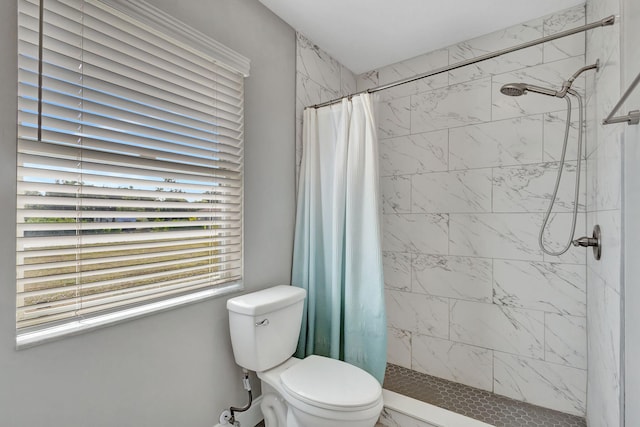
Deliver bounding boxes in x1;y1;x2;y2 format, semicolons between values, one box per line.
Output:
17;0;244;329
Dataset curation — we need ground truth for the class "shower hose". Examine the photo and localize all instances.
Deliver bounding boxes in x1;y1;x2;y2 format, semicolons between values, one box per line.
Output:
539;88;583;256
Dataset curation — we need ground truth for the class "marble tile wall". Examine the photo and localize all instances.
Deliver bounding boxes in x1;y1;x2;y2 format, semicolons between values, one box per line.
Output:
378;407;442;427
295;33;356;183
585;0;624;425
359;5;590;416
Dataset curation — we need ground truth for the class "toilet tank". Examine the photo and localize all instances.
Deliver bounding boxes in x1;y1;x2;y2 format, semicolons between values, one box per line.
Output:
227;285;306;372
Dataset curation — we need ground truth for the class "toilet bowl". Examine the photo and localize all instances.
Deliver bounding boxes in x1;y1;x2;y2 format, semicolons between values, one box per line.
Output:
227;286;383;427
259;356;383;427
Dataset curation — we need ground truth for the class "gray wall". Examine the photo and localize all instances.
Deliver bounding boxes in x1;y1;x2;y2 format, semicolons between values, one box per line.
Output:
0;1;296;426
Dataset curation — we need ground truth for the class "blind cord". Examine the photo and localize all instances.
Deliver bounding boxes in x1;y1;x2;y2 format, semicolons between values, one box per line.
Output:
37;0;44;142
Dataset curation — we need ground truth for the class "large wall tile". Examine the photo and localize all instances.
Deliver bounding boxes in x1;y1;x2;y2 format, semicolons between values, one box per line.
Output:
492;162;586;213
386;290;449;338
587;0;620;22
588;209;621;292
450;300;545;359
584;78;599;158
493;260;586;316
543;5;586;63
380;131;448;176
586;151;597;212
411;77;492;133
586;268;621;427
379;96;412;139
448;20;543;85
383;252;412;291
295;33;355;186
340;65;357;96
594;134;622;211
494;352;586;416
449;213;543;261
412;334;493;391
449;115;543;170
412;169;492;213
384;214;449;254
492;56;587;121
356;70;378;92
382;175;411;213
387;327;412;369
297;72;340;112
378;407;441;427
378;49;449;101
588;41;622;159
296;33;341;93
412;255;492;302
541;212;587;265
543;109;583;162
545;313;587;369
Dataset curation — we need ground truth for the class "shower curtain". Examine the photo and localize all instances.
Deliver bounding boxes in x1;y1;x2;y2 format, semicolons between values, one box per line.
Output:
292;94;387;383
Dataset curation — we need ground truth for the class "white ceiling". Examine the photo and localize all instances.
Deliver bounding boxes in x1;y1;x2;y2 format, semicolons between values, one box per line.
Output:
258;0;585;74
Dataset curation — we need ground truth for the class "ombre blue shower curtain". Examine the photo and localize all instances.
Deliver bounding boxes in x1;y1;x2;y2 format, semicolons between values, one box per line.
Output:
292;93;387;383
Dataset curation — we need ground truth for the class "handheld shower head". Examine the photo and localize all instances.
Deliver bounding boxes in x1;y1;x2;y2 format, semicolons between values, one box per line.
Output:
500;83;528;97
500;83;559;97
500;60;599;99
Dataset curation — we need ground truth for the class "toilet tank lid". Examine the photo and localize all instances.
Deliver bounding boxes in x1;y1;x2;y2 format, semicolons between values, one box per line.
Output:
227;285;306;316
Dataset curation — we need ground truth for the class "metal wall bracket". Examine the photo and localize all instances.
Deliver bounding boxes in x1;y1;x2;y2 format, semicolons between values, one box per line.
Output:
603;109;640;126
572;225;602;260
603;68;640;126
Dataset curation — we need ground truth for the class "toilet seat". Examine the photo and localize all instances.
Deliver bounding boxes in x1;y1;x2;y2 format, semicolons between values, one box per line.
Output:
279;355;382;411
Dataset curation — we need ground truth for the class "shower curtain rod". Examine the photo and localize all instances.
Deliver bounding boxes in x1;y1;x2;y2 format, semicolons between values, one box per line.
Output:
309;15;616;109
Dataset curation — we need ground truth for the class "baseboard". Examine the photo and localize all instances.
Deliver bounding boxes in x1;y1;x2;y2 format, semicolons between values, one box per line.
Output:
214;395;263;427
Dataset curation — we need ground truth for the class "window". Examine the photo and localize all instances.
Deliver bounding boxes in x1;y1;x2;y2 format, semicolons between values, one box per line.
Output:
16;0;249;344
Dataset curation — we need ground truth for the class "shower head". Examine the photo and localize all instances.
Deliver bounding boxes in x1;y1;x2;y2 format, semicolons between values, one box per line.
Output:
500;82;559;98
500;83;527;97
500;61;599;100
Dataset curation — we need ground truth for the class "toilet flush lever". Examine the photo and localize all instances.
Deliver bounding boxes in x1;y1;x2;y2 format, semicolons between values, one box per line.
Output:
255;319;269;327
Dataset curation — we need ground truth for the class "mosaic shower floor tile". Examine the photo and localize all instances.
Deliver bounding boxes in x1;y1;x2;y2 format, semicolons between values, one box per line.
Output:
384;364;586;427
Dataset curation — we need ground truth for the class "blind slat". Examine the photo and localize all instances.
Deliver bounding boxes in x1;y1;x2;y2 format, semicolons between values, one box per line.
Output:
18;239;243;266
18;228;242;250
18;141;243;180
16;0;245;331
18;180;242;201
18;55;243;122
18;246;241;278
18;41;244;125
18;255;243;294
19;80;244;143
17;268;242;327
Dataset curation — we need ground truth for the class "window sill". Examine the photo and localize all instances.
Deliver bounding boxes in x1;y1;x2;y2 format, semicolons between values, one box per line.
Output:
16;281;243;350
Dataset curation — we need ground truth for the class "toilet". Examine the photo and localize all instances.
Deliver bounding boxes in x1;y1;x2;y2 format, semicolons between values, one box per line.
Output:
226;285;383;427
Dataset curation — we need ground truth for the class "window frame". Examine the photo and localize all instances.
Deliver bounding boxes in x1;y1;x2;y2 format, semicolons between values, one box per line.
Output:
15;0;250;348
